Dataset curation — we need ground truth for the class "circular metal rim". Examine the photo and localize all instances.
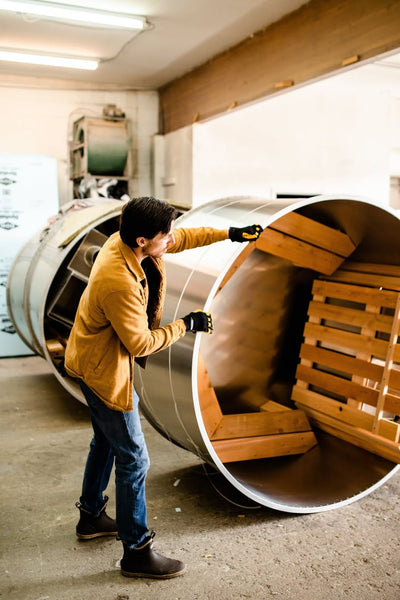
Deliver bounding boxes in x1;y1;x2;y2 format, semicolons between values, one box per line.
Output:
182;194;400;513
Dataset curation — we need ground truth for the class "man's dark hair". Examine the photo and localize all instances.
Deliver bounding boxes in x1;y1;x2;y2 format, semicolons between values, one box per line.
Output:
119;197;178;247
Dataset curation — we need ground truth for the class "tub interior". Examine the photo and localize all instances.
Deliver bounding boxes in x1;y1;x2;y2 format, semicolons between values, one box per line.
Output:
198;200;400;509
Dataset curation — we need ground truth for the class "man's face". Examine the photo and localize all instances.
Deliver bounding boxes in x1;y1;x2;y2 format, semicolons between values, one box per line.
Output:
140;220;175;259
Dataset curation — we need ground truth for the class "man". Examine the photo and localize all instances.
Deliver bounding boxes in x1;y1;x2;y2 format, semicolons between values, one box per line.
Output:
64;196;262;579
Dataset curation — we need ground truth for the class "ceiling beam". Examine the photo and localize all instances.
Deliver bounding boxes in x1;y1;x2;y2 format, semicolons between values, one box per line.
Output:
159;0;400;134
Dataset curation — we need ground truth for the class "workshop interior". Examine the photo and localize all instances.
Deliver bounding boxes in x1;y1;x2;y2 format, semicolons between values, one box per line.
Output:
1;1;400;596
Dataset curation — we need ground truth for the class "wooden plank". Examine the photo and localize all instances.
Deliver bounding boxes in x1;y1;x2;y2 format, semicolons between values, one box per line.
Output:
255;228;345;275
312;279;399;308
384;393;400;416
197;354;223;438
46;339;65;357
307;300;395;334
270;212;356;257
303;322;400;361
210;409;313;441
259;400;291;413
212;431;317;463
159;0;400;133
327;269;400;292
296;363;379;407
293;387;400;442
389;369;400;390
299;343;384;384
373;294;400;433
300;407;400;464
340;262;400;278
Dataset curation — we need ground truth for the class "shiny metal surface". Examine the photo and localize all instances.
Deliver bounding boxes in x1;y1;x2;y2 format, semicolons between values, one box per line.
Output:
136;195;400;512
8;194;400;512
7;201;122;400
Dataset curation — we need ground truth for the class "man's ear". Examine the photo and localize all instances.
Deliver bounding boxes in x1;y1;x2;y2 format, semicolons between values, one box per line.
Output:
136;236;146;248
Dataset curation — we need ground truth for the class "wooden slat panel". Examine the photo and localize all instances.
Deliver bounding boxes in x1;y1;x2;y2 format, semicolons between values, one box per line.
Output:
307;300;395;334
303;322;400;361
297;406;400;464
296;363;379;407
312;279;399;308
212;431;317;463
210;409;312;441
297;347;400;416
299;343;384;384
327;269;400;292
295;275;400;459
293;387;399;441
256;228;345;275
270;212;356;257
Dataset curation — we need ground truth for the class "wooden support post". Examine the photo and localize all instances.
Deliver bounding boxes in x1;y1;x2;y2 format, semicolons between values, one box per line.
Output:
372;293;400;435
197;353;223;438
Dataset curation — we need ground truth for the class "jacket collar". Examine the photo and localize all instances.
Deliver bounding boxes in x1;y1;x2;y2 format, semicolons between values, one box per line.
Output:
117;234;146;284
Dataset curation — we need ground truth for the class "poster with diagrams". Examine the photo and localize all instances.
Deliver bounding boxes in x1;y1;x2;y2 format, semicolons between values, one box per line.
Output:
0;155;58;357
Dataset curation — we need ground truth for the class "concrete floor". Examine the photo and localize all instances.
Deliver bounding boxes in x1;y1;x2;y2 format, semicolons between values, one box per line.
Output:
1;355;399;600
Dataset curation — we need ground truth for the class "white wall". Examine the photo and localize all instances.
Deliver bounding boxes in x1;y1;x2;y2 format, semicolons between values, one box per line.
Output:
1;64;398;214
192;74;395;208
390;97;400;177
0;86;159;207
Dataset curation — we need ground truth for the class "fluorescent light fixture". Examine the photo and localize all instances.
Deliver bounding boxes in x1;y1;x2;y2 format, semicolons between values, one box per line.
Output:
0;0;147;29
0;49;99;70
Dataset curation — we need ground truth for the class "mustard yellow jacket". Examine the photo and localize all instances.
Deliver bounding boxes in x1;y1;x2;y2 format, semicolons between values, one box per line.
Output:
64;226;228;411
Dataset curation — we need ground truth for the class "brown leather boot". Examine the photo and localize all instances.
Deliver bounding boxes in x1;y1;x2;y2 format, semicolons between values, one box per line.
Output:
120;531;186;579
75;496;118;540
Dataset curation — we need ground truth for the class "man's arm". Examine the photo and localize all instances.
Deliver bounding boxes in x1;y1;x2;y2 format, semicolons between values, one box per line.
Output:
103;288;186;358
167;224;263;254
167;227;228;253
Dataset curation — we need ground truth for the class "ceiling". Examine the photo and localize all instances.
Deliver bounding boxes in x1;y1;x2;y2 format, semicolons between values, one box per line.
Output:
0;0;311;88
1;0;399;98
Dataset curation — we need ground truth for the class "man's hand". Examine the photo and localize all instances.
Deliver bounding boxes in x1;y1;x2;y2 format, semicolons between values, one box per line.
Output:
228;224;263;243
182;310;213;334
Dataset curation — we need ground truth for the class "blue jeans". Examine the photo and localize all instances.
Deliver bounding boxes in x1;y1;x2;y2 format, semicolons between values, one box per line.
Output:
79;380;150;549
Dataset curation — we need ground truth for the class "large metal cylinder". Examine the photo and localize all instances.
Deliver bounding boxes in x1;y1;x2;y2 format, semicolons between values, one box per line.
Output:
7;201;123;400
7;195;400;513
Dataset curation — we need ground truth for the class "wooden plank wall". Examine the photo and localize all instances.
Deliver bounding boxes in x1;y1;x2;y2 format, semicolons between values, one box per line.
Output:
159;0;400;133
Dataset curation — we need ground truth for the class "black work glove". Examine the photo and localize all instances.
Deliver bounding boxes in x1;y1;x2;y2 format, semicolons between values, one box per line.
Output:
182;310;213;334
228;224;263;243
